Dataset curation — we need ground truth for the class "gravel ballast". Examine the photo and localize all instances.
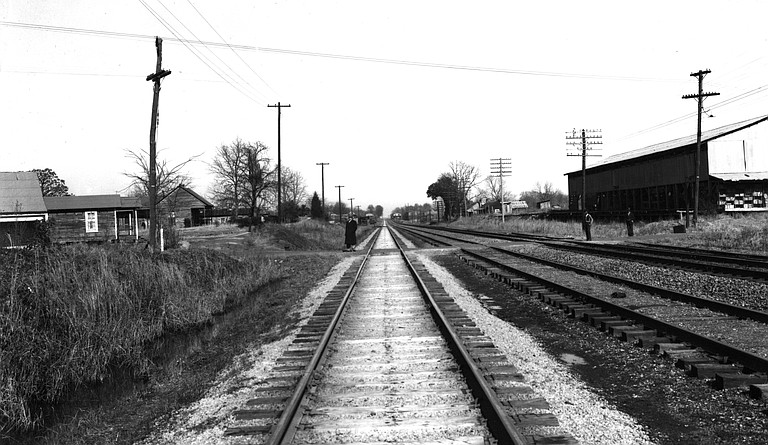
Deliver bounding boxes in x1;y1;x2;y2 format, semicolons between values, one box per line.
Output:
425;249;768;444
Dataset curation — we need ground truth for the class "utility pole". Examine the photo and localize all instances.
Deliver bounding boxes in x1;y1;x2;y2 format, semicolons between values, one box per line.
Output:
335;185;344;223
146;36;171;252
489;158;512;223
348;198;354;218
683;69;719;228
566;129;602;211
268;102;291;223
316;162;329;218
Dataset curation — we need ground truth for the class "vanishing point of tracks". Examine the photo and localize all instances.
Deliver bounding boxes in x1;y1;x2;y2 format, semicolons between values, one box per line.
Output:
395;223;768;397
224;225;576;444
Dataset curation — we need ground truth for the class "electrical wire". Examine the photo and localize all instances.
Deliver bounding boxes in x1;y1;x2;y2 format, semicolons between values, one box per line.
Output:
184;0;280;99
137;0;265;105
0;20;684;83
152;0;271;103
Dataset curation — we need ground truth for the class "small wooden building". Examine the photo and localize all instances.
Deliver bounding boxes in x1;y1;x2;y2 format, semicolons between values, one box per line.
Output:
0;171;48;247
157;185;214;228
44;195;141;243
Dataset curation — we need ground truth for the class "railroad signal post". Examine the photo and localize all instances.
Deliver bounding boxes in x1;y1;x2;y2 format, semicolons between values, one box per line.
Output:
489;158;511;223
146;36;171;252
682;69;719;228
268;102;291;223
566;129;602;211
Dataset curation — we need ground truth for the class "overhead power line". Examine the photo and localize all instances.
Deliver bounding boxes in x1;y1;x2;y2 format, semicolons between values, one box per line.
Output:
137;0;266;105
1;20;684;83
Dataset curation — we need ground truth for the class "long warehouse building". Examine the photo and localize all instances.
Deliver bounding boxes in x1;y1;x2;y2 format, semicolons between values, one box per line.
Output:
566;115;768;216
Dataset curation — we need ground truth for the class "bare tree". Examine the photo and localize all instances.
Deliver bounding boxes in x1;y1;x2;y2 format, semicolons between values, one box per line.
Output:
209;139;274;225
280;167;308;221
449;161;480;217
123;148;199;200
483;175;514;203
209;138;250;220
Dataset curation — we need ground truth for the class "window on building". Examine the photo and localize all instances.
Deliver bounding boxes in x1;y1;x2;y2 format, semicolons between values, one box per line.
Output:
85;211;98;233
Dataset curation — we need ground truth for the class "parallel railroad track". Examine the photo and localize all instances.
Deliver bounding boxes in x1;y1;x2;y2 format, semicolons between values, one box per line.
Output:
225;224;576;444
394;223;768;396
403;223;768;283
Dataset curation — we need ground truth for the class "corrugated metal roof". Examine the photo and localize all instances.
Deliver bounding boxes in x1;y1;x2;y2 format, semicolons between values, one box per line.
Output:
0;171;47;214
711;172;768;181
568;115;768;174
44;194;139;211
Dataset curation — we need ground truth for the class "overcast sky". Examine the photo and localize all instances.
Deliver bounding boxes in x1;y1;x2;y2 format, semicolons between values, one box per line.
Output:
2;0;768;214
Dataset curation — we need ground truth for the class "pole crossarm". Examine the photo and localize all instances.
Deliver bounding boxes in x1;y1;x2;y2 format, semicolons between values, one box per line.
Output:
566;129;602;211
146;36;171;252
682;69;719;227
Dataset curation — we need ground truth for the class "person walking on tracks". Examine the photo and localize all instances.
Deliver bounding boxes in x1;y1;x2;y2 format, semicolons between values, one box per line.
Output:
344;214;358;251
626;207;635;237
582;211;594;241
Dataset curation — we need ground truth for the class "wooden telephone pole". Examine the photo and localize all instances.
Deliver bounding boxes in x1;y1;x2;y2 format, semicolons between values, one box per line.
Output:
683;69;719;228
335;185;344;223
316;162;329;218
490;158;511;222
566;129;602;211
268;102;291;222
146;37;171;251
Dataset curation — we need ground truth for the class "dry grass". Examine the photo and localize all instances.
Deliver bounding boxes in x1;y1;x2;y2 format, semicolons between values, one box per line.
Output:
0;244;278;433
449;213;768;253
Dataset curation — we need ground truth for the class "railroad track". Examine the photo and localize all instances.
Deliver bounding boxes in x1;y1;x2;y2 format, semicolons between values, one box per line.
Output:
225;224;576;444
403;223;768;283
394;223;768;397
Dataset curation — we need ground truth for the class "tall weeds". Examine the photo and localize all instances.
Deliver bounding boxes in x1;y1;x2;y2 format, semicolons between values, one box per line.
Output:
0;244;277;432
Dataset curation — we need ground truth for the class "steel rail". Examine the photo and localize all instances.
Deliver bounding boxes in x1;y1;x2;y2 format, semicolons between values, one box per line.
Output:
544;241;768;282
398;224;768;323
266;227;383;445
460;246;768;375
387;225;528;444
568;240;768;269
485;245;768;324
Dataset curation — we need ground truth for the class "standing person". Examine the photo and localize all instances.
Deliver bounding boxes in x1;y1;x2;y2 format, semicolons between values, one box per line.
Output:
583;211;593;241
626;207;635;237
344;214;358;251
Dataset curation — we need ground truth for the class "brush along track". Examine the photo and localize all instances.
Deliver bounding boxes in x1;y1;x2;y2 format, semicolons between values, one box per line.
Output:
394;224;768;398
225;225;576;444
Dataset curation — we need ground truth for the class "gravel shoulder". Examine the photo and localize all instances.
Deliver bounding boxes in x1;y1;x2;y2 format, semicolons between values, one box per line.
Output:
426;249;768;445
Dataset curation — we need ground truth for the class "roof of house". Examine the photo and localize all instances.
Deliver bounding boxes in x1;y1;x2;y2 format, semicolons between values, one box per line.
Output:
567;115;768;175
0;171;46;214
44;194;142;211
158;185;214;208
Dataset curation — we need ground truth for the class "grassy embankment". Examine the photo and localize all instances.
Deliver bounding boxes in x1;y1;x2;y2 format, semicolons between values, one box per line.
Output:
448;213;768;253
0;219;371;434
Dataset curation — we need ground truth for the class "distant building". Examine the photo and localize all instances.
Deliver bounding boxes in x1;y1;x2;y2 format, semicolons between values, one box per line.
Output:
566;115;768;214
157;185;214;227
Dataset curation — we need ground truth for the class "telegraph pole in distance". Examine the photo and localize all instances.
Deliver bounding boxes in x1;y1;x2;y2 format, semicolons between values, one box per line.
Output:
566;129;602;211
489;158;512;223
268;102;291;223
683;69;719;228
348;198;354;218
335;185;344;223
316;162;329;218
146;37;171;252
